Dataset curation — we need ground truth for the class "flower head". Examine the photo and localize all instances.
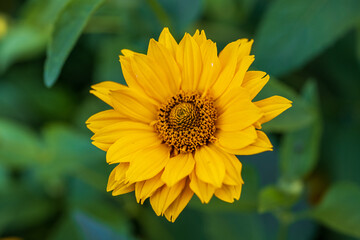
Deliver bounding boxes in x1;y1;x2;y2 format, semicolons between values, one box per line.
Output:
86;28;292;222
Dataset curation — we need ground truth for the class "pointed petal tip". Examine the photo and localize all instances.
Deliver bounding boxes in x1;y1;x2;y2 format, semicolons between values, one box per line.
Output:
162;27;170;33
159;27;175;40
274;95;293;104
149;38;157;45
106;184;114;192
85;118;91;125
165;214;178;223
120;49;135;57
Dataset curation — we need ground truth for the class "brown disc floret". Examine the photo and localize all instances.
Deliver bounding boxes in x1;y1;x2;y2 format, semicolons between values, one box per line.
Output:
155;91;217;156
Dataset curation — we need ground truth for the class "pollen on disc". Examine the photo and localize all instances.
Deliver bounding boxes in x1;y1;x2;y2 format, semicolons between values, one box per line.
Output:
169;102;199;130
155;92;217;155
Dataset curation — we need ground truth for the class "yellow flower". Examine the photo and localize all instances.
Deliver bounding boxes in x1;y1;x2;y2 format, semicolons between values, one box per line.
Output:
86;28;291;222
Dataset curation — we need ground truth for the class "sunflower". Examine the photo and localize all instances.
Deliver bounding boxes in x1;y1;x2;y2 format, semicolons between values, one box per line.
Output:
86;28;291;222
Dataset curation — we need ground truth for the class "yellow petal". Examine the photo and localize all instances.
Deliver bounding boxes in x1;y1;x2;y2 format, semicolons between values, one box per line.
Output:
120;52;166;105
121;49;136;57
215;184;242;203
235;39;253;63
91;121;153;145
161;153;195;187
106;131;161;164
150;178;186;216
218;39;247;65
197;40;221;94
107;166;118;191
114;163;129;181
242;71;269;100
107;163;130;191
189;171;215;203
125;145;170;183
211;39;253;99
194;145;225;188
86;110;123;133
91;141;110;151
135;172;164;204
164;179;194;222
90;81;126;107
177;33;202;92
225;130;273;155
158;27;178;57
192;29;207;46
254;96;292;124
216;108;262;132
119;55;144;93
211;42;238;99
216;89;263;131
215;86;251;115
216;126;257;150
110;88;157;123
147;39;181;93
192;29;200;39
112;183;135;196
210;146;244;186
227;55;254;90
130;53;175;103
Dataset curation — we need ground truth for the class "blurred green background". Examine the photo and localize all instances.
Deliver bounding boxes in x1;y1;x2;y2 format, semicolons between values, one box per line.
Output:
1;0;360;239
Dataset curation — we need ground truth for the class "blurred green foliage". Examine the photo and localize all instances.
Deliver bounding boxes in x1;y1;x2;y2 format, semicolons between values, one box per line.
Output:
0;0;360;239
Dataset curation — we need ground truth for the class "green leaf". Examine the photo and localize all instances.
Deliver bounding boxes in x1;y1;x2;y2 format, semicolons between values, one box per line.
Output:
49;215;83;240
0;118;41;168
0;0;72;72
258;185;299;213
254;0;360;76
323;124;360;185
42;123;100;162
195;22;249;47
0;187;56;233
51;179;133;239
280;80;322;180
0;24;48;72
356;23;360;65
158;0;203;32
255;78;314;132
202;0;237;23
137;207;174;240
312;182;360;238
44;0;104;87
204;212;265;240
149;208;208;240
32;123;104;192
22;0;72;28
0;165;10;193
93;36;127;85
50;210;132;240
0;72;75;122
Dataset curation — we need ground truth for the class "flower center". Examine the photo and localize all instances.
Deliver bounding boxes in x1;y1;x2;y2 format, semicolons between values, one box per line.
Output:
169;103;198;130
155;92;217;155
